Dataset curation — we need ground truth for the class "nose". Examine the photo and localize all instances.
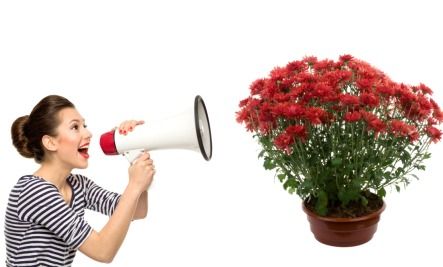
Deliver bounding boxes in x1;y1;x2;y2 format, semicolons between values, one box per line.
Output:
84;128;93;139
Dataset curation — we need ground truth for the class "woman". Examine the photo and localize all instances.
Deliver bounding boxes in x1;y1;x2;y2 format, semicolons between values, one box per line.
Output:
4;95;155;266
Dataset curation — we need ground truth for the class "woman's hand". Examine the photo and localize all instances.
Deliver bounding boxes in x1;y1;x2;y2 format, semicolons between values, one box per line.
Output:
128;151;155;193
117;120;144;135
117;119;154;192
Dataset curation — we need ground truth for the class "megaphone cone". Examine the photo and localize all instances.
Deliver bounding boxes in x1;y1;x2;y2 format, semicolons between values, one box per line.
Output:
100;95;212;162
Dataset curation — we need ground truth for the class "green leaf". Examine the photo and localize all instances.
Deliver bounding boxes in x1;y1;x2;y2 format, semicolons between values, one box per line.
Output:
377;188;386;198
410;174;420;180
338;188;360;206
382;172;392;180
283;178;292;190
258;150;266;159
331;158;343;167
416;165;426;171
263;157;276;170
395;185;401;192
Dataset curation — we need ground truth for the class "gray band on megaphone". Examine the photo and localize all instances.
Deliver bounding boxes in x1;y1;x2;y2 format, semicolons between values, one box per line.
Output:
194;95;212;161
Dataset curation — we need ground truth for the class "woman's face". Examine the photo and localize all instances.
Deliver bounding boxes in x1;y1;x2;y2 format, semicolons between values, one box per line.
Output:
51;107;92;169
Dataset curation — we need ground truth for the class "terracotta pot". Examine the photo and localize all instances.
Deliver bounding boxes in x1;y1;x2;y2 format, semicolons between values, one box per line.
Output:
302;201;386;247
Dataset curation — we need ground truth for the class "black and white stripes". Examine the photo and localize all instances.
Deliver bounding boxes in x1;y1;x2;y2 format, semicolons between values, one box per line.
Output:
4;174;121;266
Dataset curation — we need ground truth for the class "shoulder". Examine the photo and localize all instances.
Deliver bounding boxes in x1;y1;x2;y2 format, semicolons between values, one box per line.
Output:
16;175;58;193
15;176;61;215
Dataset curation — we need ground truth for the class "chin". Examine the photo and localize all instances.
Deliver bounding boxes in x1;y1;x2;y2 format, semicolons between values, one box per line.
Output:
75;160;89;169
79;162;89;169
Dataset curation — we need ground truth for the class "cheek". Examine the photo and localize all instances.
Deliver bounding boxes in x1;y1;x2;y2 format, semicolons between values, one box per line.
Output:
57;134;78;149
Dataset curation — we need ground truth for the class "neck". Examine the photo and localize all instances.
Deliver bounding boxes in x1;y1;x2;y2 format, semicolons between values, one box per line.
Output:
34;162;72;190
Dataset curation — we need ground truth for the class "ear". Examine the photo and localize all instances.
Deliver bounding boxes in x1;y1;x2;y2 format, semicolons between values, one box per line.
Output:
42;135;58;152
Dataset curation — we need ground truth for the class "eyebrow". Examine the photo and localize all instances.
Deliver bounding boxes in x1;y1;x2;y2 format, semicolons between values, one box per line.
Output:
69;118;86;124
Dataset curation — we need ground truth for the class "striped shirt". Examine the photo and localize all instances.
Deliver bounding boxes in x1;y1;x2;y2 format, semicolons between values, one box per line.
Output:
4;174;121;267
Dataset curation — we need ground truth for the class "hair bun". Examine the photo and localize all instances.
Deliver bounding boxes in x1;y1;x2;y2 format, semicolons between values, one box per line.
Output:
11;115;34;158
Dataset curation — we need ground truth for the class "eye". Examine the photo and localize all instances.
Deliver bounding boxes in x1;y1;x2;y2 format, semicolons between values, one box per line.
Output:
83;124;88;129
71;124;79;131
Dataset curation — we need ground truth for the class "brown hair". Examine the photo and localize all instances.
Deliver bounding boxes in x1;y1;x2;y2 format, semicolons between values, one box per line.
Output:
11;95;75;163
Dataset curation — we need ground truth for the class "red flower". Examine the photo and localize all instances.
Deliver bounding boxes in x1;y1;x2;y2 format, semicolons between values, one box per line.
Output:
304;107;329;125
419;83;433;95
340;94;360;107
270;66;289;81
272;103;304;119
250;79;266;95
376;85;395;96
274;132;293;152
434;109;443;122
286;60;306;73
344;111;362;122
360;93;380;108
286;125;307;141
304;56;318;66
426;126;442;143
274;125;307;152
339;54;353;62
313;59;335;72
356;78;373;91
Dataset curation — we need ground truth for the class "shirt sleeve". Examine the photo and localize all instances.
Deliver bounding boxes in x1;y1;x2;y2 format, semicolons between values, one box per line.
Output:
17;179;92;250
83;176;121;216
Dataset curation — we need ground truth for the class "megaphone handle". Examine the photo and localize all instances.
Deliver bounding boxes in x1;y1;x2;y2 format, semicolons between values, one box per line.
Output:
124;149;145;164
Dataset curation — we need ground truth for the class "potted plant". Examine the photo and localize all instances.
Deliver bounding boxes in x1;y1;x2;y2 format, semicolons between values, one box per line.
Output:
236;55;442;246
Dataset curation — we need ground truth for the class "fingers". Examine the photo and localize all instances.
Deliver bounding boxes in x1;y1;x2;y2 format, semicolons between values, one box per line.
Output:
131;151;151;163
141;153;155;172
134;152;155;168
136;154;156;175
128;151;156;191
118;120;144;135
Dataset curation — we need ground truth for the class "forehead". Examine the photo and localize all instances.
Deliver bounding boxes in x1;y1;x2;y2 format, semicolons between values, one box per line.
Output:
57;107;84;124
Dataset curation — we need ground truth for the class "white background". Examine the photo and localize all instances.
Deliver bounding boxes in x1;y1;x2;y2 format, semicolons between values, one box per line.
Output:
1;0;442;266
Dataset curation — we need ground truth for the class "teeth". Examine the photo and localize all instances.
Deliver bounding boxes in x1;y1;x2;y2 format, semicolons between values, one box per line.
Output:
78;146;89;152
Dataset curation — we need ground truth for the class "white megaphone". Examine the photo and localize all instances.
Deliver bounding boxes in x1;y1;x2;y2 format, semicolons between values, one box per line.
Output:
100;95;212;163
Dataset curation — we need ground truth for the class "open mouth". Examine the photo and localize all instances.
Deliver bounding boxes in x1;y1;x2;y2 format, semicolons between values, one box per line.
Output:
78;146;89;158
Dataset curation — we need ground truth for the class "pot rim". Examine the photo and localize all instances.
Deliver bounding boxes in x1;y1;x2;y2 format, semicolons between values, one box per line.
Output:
302;200;386;223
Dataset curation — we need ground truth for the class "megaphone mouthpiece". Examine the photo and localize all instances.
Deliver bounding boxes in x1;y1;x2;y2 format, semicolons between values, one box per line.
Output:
100;130;118;155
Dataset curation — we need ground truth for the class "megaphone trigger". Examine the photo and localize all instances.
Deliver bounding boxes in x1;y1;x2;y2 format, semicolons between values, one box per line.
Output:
124;149;146;164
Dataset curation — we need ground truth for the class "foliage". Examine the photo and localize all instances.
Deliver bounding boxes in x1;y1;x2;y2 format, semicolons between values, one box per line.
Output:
236;55;443;216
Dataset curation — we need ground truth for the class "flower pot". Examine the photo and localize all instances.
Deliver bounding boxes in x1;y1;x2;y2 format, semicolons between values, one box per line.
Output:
302;201;386;247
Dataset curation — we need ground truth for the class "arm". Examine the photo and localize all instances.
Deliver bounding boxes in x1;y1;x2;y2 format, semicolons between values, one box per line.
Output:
117;119;149;221
79;184;142;263
85;180;147;220
79;152;155;263
133;190;148;220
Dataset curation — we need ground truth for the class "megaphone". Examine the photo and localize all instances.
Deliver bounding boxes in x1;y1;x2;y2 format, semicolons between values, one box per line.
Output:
100;95;212;163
